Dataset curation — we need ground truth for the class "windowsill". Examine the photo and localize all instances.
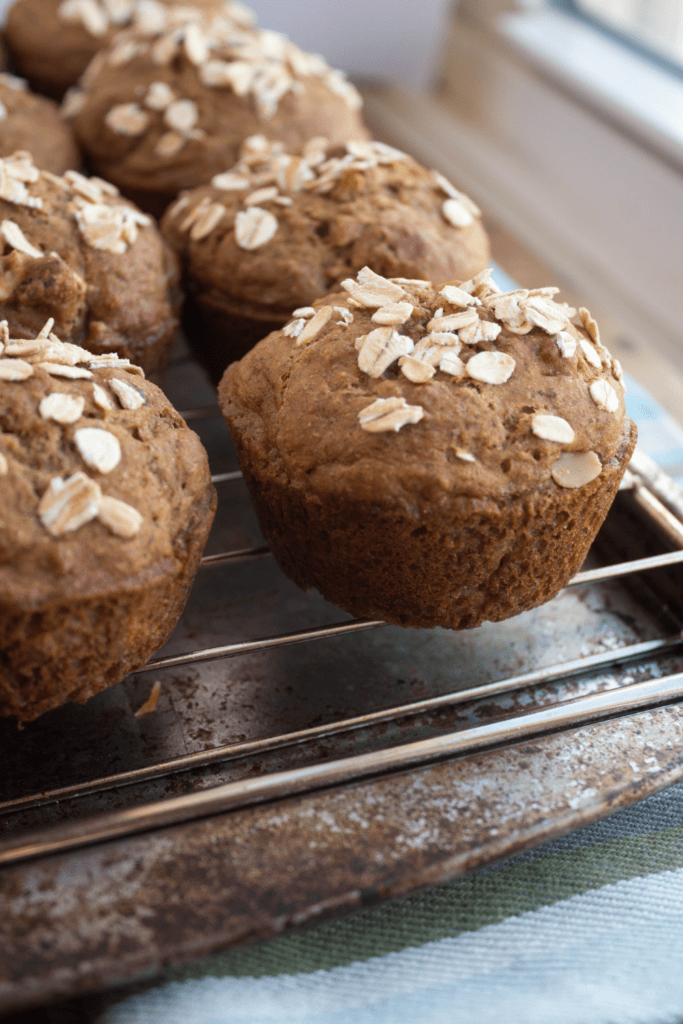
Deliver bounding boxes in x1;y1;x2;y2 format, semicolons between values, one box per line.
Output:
498;6;683;171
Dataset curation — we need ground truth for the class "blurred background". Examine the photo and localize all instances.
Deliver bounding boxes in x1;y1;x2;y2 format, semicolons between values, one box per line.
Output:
246;0;453;89
243;0;683;429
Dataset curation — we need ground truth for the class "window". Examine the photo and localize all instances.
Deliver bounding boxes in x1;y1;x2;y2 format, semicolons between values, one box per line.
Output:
562;0;683;72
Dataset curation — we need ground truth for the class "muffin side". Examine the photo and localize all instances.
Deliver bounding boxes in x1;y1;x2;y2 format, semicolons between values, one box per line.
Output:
0;323;216;720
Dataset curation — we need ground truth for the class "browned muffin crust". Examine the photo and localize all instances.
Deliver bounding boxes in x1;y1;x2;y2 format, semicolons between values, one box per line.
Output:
0;73;79;172
0;323;216;721
162;137;490;380
0;151;179;374
64;11;368;215
3;0;239;99
220;267;636;630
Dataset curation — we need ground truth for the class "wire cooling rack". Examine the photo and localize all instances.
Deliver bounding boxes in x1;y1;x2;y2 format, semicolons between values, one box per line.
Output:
3;387;683;869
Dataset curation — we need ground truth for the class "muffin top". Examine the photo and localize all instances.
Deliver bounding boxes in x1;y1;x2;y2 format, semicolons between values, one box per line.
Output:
0;151;178;373
162;137;490;318
4;0;246;97
64;8;367;207
0;73;80;173
220;266;628;509
0;320;214;605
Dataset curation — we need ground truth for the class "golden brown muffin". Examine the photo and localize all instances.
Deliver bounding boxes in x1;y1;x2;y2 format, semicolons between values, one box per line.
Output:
162;136;490;383
0;73;80;172
3;0;245;99
64;11;368;216
0;322;216;721
220;267;636;630
0;151;179;375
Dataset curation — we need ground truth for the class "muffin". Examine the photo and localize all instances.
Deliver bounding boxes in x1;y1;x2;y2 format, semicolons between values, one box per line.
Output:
3;0;248;99
0;151;179;375
0;321;216;721
0;72;80;173
162;136;490;382
220;266;636;630
64;10;368;216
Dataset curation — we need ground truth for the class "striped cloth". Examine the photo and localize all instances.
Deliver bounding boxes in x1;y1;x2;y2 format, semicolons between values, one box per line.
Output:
100;268;683;1024
99;785;683;1024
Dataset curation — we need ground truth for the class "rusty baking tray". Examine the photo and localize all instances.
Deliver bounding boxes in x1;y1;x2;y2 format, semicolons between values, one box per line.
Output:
3;341;683;1014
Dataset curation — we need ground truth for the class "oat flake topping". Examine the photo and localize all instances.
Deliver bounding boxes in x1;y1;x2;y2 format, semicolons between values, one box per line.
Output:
190;202;226;240
38;472;101;535
439;284;481;308
556;331;577;358
442;198;474;228
427;310;478;334
371;302;414;326
342;267;406;309
358;396;424;433
399;355;436;384
1;219;43;258
0;319;146;537
0;153;151;256
296;306;333;346
39;392;86;424
38;362;93;379
590;378;619;413
92;382;114;410
145;80;175;110
579;338;602;369
173;137;482;246
358;327;414;378
282;318;305;338
466;350;515;385
74;427;121;473
58;0;257;38
289;267;620;466
164;98;199;133
439;350;466;377
98;494;144;537
0;357;32;380
66;8;362;154
105;101;149;135
110;377;146;409
234;206;278;249
531;414;575;444
551;451;602;489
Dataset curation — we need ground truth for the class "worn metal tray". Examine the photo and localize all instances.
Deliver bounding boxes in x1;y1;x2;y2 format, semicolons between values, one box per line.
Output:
3;343;683;1015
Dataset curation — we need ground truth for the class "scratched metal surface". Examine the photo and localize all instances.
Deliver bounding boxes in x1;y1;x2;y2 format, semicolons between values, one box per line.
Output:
2;346;683;1012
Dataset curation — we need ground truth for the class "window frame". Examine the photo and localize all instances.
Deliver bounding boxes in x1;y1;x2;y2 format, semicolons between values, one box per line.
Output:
551;0;683;81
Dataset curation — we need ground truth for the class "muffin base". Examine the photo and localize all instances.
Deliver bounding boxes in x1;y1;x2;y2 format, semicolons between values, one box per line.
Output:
184;294;287;387
0;487;215;722
83;313;179;380
232;420;637;630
